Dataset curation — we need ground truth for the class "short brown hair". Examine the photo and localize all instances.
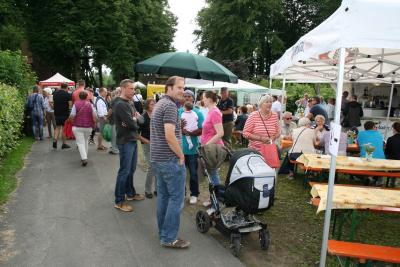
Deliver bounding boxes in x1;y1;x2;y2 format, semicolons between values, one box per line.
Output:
120;79;134;88
61;82;68;89
78;79;85;86
392;121;400;133
165;76;184;93
143;99;155;111
79;90;88;100
204;90;218;103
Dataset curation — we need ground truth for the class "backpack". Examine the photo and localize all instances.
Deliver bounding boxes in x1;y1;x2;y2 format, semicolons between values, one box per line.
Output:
26;94;38;113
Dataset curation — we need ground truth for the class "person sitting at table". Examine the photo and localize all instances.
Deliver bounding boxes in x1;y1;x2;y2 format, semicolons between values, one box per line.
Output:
312;115;329;153
357;121;385;159
315;130;347;156
357;121;385;186
281;111;297;140
286;117;315;180
385;121;400;160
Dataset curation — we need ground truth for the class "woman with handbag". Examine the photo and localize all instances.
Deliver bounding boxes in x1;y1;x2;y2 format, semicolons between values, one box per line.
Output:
69;91;97;166
243;95;280;168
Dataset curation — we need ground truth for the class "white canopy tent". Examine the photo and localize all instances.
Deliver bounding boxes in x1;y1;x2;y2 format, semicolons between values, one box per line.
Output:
39;72;75;87
270;0;400;265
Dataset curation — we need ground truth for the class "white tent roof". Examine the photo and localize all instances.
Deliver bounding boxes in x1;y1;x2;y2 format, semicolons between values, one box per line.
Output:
39;73;75;86
196;79;268;90
270;0;400;84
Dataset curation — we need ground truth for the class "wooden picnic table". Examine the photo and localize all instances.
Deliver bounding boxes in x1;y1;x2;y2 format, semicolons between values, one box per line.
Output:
280;139;360;153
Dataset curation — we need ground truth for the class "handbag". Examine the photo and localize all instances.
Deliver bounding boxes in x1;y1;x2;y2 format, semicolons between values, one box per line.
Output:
278;127;307;174
258;112;280;168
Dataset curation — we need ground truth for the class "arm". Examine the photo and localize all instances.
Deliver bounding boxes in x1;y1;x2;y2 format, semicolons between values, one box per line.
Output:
205;123;224;145
242;114;271;143
221;108;233;115
117;103;139;130
164;123;184;165
139;136;150;144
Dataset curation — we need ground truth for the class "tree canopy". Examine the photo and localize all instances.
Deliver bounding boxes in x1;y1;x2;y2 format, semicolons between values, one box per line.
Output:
0;0;177;85
195;0;341;79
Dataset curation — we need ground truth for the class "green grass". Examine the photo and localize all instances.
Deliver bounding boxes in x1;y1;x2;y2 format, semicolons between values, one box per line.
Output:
0;137;34;205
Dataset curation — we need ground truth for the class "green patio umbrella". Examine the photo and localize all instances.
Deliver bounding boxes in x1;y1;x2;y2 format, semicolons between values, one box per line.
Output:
135;52;238;83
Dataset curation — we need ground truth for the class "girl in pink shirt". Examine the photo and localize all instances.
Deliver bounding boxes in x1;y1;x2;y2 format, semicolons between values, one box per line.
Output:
200;91;224;186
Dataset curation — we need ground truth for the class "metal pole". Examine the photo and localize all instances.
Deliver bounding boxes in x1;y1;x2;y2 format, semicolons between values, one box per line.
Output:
269;77;272;90
282;72;287;113
319;47;346;267
384;83;395;139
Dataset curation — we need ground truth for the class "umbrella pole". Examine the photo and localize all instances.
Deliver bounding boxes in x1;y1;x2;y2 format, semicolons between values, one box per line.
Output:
319;47;346;267
384;83;395;139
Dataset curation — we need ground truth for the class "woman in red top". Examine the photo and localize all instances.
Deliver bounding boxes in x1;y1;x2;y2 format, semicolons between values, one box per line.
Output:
243;95;280;152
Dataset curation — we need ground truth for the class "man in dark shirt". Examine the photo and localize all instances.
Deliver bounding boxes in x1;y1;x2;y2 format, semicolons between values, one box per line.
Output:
52;82;72;149
385;121;400;160
307;96;329;123
113;79;144;212
217;87;234;149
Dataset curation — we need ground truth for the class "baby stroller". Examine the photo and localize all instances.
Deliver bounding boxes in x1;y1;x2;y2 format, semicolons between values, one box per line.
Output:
195;147;276;257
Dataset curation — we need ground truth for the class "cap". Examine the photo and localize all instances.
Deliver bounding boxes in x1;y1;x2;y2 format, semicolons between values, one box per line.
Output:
183;90;195;98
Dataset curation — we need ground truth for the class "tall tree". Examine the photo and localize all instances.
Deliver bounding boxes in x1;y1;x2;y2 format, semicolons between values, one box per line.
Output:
0;0;25;51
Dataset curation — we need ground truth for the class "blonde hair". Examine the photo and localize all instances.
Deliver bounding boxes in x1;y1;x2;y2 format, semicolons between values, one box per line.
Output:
315;114;325;123
258;94;273;107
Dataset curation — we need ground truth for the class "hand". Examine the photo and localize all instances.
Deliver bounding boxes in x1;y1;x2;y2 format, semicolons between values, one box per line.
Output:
179;154;185;165
134;112;141;118
180;119;187;130
182;128;190;136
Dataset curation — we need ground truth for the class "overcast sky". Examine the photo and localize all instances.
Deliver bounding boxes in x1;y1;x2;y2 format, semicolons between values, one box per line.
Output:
168;0;206;53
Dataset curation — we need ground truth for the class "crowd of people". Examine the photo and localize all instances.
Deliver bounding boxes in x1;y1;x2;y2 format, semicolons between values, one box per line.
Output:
25;76;400;249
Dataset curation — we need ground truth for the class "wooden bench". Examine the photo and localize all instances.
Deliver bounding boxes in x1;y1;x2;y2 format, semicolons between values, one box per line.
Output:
328;240;400;264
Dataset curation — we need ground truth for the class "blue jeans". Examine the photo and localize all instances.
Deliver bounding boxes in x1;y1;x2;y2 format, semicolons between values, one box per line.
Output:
152;158;186;244
209;169;221;186
31;112;44;139
184;154;199;197
115;141;138;204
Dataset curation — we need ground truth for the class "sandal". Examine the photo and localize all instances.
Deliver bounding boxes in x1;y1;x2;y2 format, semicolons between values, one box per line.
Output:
97;146;107;151
162;239;190;249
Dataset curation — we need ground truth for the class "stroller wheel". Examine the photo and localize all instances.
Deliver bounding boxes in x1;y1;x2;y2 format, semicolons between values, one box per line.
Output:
230;233;241;257
259;228;270;250
196;210;211;233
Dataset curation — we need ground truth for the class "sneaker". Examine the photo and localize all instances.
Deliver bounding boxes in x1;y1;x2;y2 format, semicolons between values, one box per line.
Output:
61;144;71;149
81;160;87;166
114;202;133;212
126;194;145;201
287;173;294;180
206;207;216;216
109;150;119;155
52;141;57;149
88;139;95;145
189;196;197;204
145;192;153;199
162;239;190;249
202;200;211;207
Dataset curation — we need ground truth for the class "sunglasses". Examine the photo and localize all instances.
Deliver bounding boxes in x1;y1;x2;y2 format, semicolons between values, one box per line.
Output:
285;117;293;120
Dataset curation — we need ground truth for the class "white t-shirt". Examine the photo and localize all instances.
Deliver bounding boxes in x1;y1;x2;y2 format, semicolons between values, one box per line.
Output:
95;97;108;118
133;94;143;102
271;101;282;113
181;110;198;132
290;127;316;154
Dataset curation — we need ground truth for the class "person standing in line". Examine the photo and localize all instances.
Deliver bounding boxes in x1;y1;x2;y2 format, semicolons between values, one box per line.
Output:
179;90;204;205
271;95;282;118
43;88;56;138
26;85;45;140
151;76;190;248
217;87;234;149
139;99;157;198
108;87;121;154
113;79;145;212
342;95;363;129
52;82;72;149
69;91;97;166
95;87;109;151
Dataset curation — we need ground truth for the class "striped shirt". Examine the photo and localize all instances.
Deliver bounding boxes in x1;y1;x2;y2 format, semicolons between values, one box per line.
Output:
243;111;280;151
150;95;181;162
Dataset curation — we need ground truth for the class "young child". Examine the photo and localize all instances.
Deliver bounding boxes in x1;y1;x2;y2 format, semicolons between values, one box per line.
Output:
181;102;199;149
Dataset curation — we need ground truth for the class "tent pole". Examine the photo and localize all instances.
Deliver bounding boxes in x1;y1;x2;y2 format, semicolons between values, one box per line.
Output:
282;72;287;113
269;77;272;90
385;83;395;139
319;47;346;267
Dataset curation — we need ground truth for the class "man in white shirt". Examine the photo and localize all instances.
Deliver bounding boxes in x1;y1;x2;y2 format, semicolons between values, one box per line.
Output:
271;95;282;118
96;87;109;150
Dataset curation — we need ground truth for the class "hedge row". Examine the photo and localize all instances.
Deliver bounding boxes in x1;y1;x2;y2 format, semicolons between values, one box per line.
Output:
0;83;25;158
0;50;36;157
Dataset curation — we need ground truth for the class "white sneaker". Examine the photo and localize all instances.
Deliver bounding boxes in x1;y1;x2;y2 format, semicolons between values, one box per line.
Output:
189;196;197;204
206;207;216;216
202;200;211;207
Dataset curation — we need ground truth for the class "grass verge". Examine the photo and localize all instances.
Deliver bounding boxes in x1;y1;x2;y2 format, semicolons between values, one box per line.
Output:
0;137;34;205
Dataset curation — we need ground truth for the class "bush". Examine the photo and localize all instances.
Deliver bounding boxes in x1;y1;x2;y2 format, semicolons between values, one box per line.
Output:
0;83;25;157
0;50;36;96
